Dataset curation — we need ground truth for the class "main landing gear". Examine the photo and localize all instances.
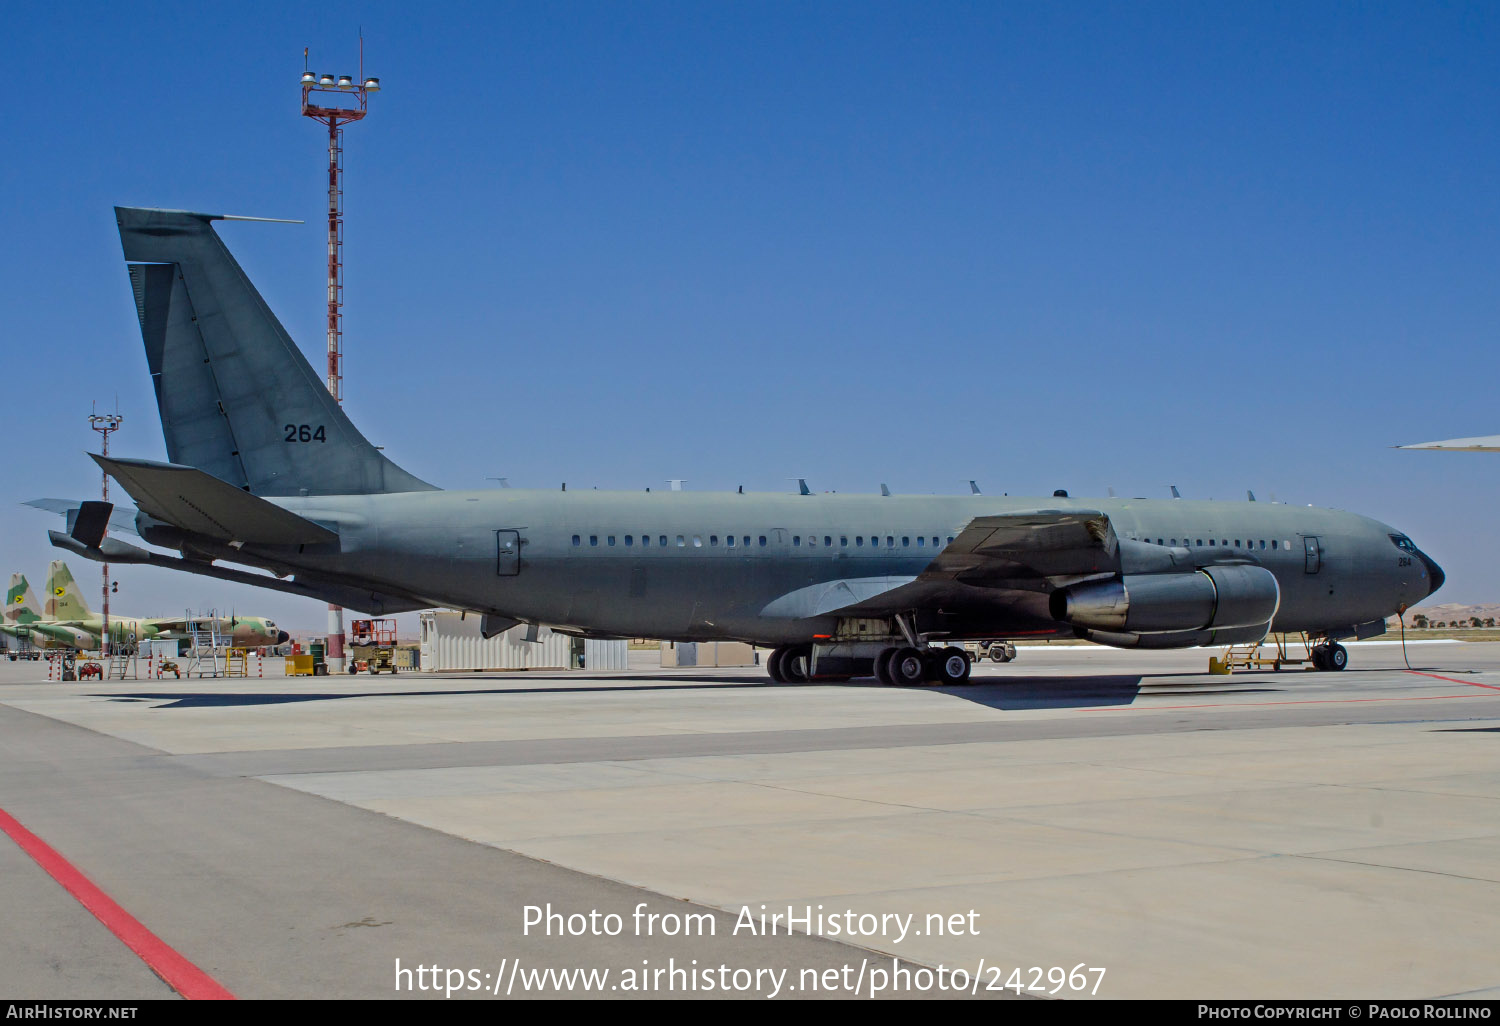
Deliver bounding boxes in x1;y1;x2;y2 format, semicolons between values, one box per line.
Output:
766;644;972;686
1310;642;1348;672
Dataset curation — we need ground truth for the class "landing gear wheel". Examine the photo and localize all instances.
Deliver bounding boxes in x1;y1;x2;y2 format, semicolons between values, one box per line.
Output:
873;647;896;684
1326;643;1347;671
783;646;811;683
890;647;928;686
767;645;788;683
936;646;971;685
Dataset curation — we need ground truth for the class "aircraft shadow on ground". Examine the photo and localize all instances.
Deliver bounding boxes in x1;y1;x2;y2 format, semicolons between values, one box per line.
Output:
91;671;1283;711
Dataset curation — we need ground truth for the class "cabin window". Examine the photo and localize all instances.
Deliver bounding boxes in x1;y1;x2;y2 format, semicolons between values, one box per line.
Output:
743;536;751;546
758;535;767;547
709;535;717;546
947;537;954;544
855;536;864;547
660;535;669;547
1196;539;1203;546
902;536;910;546
840;536;848;547
1284;540;1291;550
793;536;801;546
1157;539;1164;546
933;537;940;547
824;536;832;547
1271;540;1277;550
607;536;616;546
641;535;650;547
589;536;598;546
692;536;702;547
886;536;894;547
917;537;925;547
1234;540;1241;547
572;535;580;546
676;535;686;547
1259;540;1266;549
1170;539;1177;546
806;535;815;547
726;535;735;548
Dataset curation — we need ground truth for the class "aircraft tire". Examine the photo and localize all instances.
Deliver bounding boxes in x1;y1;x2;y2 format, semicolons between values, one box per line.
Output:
767;646;788;683
783;646;811;683
1311;645;1329;671
890;647;927;686
873;647;896;684
937;647;971;685
1327;643;1348;671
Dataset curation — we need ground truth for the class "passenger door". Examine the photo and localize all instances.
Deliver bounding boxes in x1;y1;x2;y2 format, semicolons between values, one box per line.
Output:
1304;536;1321;574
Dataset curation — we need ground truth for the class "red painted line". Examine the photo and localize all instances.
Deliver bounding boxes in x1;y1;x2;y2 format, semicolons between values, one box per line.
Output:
1405;669;1500;691
0;806;235;1000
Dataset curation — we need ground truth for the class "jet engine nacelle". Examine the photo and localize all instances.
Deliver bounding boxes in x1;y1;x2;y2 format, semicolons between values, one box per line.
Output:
1050;564;1280;635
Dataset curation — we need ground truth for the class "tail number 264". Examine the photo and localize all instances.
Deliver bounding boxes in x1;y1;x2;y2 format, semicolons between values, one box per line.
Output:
284;424;326;443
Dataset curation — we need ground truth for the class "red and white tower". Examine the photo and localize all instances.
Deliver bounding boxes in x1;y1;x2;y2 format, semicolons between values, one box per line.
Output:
301;45;379;673
89;403;122;657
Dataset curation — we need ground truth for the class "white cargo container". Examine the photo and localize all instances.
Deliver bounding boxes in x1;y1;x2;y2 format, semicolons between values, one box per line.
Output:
417;610;629;672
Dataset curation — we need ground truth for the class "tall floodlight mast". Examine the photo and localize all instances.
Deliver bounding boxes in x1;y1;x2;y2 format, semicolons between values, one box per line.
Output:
89;403;123;657
301;44;379;674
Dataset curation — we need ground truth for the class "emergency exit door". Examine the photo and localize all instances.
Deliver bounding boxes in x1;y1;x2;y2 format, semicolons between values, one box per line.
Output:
1304;536;1321;574
496;530;520;576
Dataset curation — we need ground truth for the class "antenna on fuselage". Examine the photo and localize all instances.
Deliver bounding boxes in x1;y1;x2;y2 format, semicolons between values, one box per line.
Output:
969;480;981;494
880;483;890;496
1170;485;1181;499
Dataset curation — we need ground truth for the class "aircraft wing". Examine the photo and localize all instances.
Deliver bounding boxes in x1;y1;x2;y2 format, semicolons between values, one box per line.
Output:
91;455;338;545
763;510;1120;620
24;498;141;537
920;509;1119;585
1397;435;1500;452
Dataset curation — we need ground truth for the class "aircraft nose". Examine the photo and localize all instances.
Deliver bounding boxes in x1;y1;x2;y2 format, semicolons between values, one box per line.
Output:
1420;551;1445;597
276;631;290;645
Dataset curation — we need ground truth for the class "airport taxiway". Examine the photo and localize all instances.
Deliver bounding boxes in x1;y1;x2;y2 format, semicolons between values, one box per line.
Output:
0;641;1496;999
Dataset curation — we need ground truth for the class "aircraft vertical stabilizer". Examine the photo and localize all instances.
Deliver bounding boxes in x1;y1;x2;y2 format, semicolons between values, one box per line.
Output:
6;573;42;624
44;562;92;621
115;206;437;498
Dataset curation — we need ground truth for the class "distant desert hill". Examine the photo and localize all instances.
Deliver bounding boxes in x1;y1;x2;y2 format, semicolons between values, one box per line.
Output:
1392;603;1500;625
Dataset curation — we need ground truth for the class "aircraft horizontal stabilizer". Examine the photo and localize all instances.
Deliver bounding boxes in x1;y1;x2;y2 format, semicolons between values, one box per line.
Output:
24;499;141;537
90;455;338;545
47;530;426;616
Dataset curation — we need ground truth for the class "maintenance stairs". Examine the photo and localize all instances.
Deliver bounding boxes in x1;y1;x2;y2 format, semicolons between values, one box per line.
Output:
106;646;139;680
182;613;227;678
1210;633;1315;674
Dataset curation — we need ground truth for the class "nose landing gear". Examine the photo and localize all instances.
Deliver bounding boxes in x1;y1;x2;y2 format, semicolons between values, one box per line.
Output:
1311;642;1347;671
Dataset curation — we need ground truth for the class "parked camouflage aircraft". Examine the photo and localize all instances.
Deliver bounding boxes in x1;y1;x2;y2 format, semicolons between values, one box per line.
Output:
1;572;48;650
42;207;1444;682
1;561;287;650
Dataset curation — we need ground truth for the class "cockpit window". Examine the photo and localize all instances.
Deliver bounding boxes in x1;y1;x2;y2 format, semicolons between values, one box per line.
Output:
1390;535;1418;553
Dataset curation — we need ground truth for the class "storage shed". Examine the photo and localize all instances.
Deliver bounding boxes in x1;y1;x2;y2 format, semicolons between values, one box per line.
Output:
417;610;629;672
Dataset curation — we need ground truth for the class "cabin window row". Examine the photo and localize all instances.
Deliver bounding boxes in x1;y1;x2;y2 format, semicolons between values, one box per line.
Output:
569;534;958;549
1143;537;1293;550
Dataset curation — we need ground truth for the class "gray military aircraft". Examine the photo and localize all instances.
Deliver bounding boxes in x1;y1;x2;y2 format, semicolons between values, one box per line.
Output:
42;207;1444;684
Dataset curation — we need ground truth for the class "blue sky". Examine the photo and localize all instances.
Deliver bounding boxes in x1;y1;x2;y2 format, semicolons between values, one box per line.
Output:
2;1;1497;629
